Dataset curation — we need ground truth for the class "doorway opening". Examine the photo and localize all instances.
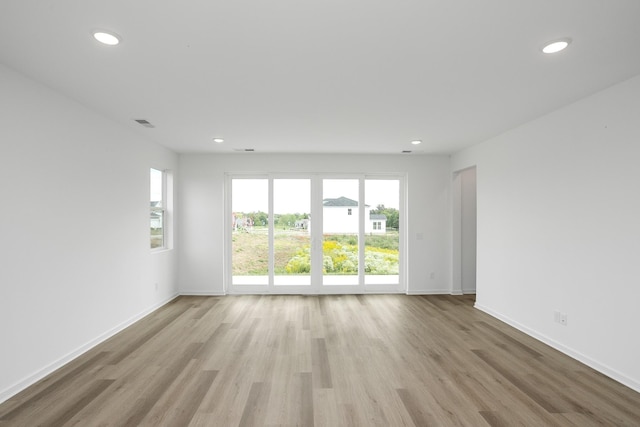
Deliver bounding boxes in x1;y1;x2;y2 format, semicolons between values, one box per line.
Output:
452;167;477;296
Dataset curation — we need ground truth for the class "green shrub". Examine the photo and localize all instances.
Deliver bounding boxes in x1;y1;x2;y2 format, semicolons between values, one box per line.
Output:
323;255;334;272
283;238;399;275
285;255;311;273
364;247;399;274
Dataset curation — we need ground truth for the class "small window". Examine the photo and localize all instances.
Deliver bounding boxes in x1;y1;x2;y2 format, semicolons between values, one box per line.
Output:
150;168;164;249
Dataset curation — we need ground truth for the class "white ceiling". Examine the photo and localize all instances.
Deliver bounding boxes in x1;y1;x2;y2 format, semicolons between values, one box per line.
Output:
1;1;640;155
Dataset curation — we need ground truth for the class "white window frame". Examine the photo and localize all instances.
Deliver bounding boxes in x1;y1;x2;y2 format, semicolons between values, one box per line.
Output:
150;168;167;251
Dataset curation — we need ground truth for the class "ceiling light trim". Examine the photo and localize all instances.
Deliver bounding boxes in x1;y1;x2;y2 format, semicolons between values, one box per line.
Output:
92;30;121;46
542;37;572;54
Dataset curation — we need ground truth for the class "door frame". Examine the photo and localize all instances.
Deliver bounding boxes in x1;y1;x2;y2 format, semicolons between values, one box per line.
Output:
452;166;477;295
224;173;407;295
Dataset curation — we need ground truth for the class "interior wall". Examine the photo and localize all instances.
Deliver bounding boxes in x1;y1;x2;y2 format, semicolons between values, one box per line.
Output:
452;74;640;392
178;153;452;295
0;64;179;403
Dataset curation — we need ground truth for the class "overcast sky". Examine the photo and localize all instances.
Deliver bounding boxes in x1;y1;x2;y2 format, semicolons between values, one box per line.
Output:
232;178;399;214
150;168;163;202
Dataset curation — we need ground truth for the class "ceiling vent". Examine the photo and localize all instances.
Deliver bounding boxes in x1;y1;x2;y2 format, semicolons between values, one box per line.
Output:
232;148;255;152
402;150;412;154
134;119;155;128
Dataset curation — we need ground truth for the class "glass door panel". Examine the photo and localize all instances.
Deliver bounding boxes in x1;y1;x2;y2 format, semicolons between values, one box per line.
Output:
322;179;359;286
364;179;400;285
232;178;269;285
274;179;311;286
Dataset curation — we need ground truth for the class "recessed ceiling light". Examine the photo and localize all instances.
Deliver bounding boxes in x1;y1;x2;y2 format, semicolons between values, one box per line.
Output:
213;138;224;143
93;31;121;46
542;38;571;54
411;140;422;145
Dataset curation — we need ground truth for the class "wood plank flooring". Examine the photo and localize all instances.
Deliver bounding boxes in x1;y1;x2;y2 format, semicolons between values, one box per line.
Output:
1;295;639;426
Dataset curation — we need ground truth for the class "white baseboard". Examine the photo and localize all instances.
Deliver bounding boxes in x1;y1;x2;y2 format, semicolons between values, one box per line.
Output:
179;290;226;296
406;289;452;295
474;303;640;394
0;294;179;405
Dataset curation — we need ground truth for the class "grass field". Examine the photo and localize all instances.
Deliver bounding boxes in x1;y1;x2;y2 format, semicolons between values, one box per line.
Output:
232;228;399;275
232;228;310;275
150;228;163;249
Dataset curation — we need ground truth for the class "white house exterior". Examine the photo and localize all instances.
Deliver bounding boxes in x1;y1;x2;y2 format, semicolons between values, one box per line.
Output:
322;197;386;234
369;214;387;233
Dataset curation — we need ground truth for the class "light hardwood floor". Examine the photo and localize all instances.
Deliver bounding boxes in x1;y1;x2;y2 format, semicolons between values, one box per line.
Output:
1;295;639;426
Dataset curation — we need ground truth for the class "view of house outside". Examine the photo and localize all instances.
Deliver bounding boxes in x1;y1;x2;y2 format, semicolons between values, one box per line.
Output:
231;177;400;285
364;179;399;285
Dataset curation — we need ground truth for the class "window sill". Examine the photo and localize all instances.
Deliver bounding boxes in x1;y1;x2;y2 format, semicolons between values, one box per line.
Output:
151;247;173;254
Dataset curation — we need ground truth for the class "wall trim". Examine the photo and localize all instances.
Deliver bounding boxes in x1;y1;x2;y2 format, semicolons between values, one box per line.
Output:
406;289;452;295
179;290;226;296
0;293;179;405
475;303;640;394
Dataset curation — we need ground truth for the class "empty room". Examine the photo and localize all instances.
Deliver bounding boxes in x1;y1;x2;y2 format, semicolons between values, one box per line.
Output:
1;1;640;426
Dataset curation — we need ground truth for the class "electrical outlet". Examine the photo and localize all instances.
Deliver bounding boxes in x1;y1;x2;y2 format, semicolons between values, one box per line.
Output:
559;313;567;326
554;310;561;323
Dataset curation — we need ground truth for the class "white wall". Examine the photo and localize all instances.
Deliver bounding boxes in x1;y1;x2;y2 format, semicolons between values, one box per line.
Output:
178;154;451;295
452;74;640;392
0;64;179;403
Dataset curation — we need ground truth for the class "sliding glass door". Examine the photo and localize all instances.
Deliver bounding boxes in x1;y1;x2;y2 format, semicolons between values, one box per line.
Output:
273;178;311;286
228;174;403;294
322;179;360;286
364;179;400;286
231;178;268;286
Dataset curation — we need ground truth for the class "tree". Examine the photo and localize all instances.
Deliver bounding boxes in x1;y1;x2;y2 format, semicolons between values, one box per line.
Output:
247;211;268;226
275;212;309;228
276;213;297;228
